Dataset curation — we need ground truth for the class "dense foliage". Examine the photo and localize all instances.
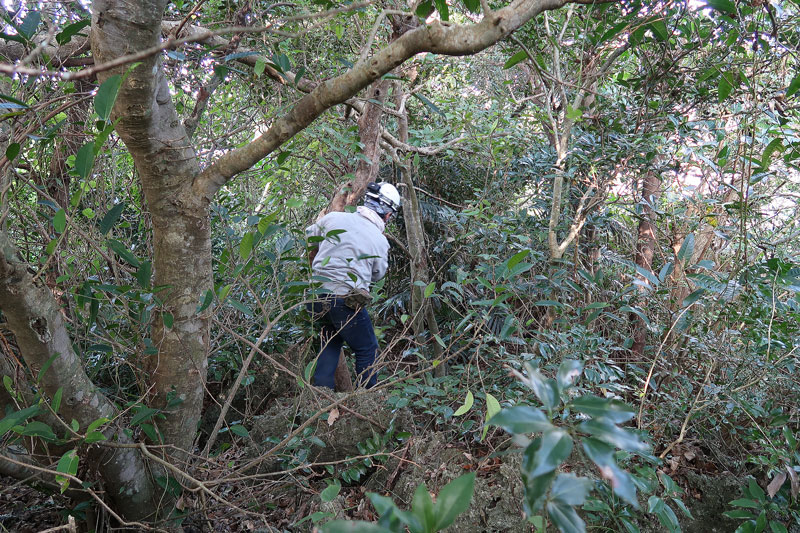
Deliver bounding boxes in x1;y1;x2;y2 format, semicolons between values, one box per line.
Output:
1;0;799;531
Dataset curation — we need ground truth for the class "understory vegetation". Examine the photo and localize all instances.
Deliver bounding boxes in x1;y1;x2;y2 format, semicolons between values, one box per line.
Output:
1;0;799;532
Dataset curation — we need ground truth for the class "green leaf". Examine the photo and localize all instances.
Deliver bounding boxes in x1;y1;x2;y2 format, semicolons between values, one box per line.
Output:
529;430;573;478
724;510;756;519
433;472;475;530
412;483;435;531
197;289;214;312
5;142;19;160
130;406;159;426
482;392;502;440
570;396;635;424
433;0;449;20
321;481;341;503
52;388;63;414
677;233;695;262
761;138;784;168
415;0;435;18
682;288;706;307
99;202;126;235
526;368;559;411
107;238;140;267
18;10;41;39
0;404;40;438
55;449;79;493
755;511;766;533
423;282;435;298
547;500;586;533
87;417;110;433
136;261;152;288
162;312;174;329
276;151;291;166
706;0;736;15
491;405;554;434
719;76;733;102
507;249;530;270
413;93;445;117
53;209;67;234
729;499;762;509
95;75;122;121
75;143;94;179
240;232;255;260
56;19;90;45
582;437;639;508
504;50;529;69
770;522;788;533
747;479;766;501
38;352;61;382
453;390;474;417
485;393;501;421
648;496;681;533
649;20;669;41
85;431;106;443
94;120;118;152
787;73;800;98
462;0;480;14
550;473;593;506
20;421;57;440
230;424;249;438
579;419;649;452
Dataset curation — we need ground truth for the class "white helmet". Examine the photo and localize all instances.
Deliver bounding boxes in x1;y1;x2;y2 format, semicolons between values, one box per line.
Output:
364;182;401;216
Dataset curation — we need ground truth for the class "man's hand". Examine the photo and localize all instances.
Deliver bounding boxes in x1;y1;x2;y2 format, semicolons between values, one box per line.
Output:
308;245;318;265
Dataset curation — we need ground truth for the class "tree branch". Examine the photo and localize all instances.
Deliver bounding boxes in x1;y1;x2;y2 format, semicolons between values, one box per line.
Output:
193;0;584;201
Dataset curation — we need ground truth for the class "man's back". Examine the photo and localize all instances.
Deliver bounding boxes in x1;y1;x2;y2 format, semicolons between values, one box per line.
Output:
307;210;390;295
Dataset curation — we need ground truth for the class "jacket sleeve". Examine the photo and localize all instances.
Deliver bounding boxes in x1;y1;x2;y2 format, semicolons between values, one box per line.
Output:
371;240;389;282
371;255;388;282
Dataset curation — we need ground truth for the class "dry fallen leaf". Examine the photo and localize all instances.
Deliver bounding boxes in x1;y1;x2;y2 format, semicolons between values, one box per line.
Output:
328;407;340;426
767;472;787;499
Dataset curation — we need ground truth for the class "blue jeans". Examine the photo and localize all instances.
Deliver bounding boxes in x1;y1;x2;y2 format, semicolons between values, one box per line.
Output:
308;297;379;389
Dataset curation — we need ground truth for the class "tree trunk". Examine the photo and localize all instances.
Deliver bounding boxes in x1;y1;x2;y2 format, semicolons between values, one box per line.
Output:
92;0;211;458
0;232;157;521
393;83;446;377
631;171;660;358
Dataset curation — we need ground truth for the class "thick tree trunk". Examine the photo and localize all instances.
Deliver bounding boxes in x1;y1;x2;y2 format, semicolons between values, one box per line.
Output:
631;171;659;358
91;0;210;457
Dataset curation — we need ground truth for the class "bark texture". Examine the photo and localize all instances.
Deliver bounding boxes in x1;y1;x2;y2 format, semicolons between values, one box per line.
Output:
631;171;660;357
91;0;210;457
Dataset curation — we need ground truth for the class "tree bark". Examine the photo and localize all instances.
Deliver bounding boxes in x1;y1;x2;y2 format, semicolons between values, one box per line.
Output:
91;0;211;459
631;171;660;358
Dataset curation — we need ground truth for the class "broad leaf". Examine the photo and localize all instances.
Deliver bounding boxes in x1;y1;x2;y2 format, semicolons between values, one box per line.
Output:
491;405;554;433
321;481;341;503
95;75;123;121
433;472;475;530
504;50;529;69
99;202;126;235
579;419;649;452
527;430;572;478
570;396;635;424
453;390;474;416
547;500;586;533
550;473;593;506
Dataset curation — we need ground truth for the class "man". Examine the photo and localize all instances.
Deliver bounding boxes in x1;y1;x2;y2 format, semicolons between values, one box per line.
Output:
305;182;401;389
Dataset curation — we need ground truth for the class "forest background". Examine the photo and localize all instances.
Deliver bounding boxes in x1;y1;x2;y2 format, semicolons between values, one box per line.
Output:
0;0;799;532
